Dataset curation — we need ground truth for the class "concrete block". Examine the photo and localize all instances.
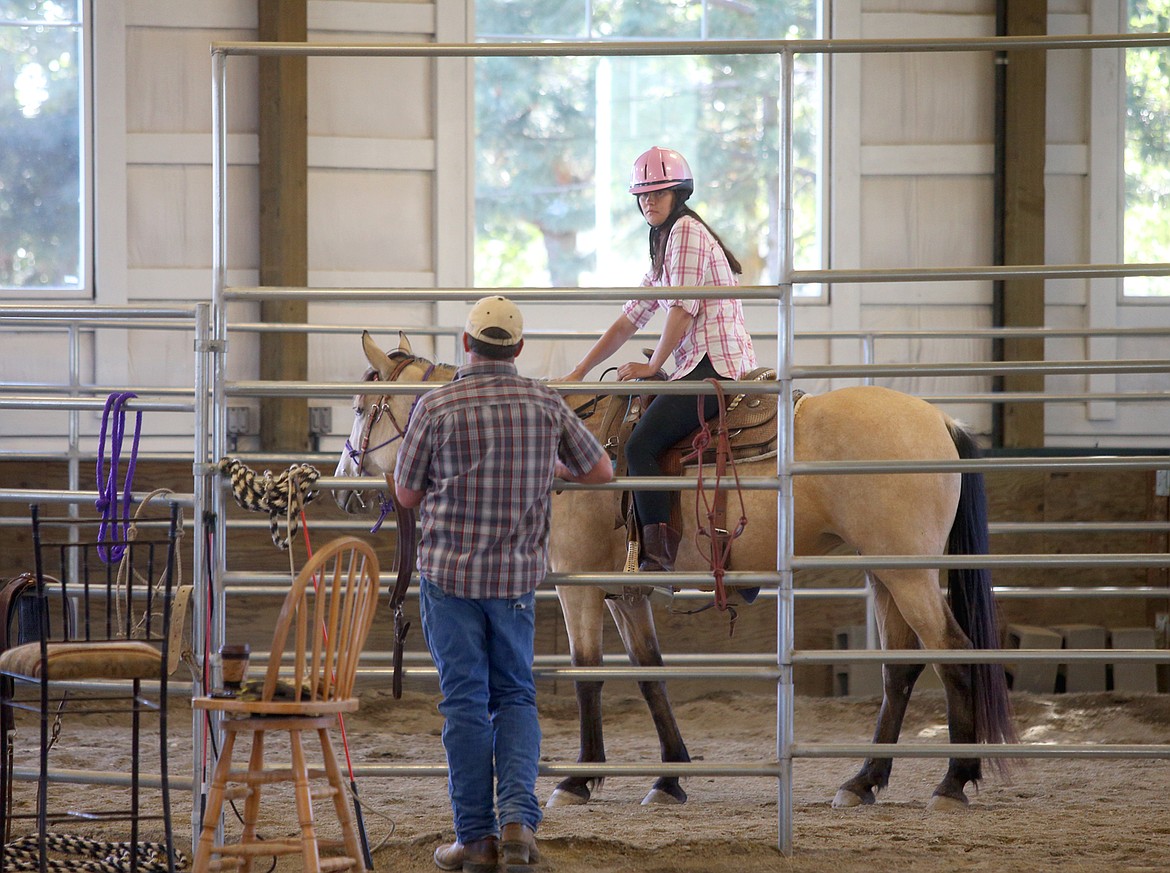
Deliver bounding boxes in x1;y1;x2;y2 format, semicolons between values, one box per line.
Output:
1051;624;1107;693
832;625;883;698
1005;624;1062;693
1109;627;1159;693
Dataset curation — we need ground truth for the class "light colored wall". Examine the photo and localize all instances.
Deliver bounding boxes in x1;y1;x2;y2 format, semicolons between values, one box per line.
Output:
2;0;1167;453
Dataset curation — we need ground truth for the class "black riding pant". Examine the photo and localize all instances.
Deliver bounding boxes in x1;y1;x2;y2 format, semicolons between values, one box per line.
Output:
627;355;723;527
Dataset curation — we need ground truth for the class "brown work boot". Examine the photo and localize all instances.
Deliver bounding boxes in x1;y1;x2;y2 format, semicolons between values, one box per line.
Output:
500;822;540;868
639;523;681;572
433;835;498;873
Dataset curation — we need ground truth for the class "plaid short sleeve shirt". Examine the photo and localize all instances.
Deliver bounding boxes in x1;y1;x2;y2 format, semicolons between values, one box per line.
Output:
623;215;757;380
393;360;606;599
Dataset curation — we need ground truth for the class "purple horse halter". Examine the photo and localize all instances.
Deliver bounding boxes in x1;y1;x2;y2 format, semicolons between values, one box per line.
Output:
344;351;437;532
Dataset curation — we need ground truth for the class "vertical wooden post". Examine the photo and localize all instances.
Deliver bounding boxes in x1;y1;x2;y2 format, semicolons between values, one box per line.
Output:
1001;0;1047;448
258;0;309;452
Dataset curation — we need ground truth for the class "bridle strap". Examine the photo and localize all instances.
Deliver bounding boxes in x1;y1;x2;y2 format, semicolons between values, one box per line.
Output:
345;353;438;512
383;473;417;700
355;353;437;449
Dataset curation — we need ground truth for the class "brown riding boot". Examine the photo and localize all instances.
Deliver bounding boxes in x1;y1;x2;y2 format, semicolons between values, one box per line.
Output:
500;822;540;868
639;523;681;572
434;835;498;873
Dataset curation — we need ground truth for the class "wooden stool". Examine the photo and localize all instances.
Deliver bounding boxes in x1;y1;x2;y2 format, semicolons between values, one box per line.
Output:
192;537;380;873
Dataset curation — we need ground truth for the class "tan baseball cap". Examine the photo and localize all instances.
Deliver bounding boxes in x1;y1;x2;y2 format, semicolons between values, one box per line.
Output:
465;295;524;345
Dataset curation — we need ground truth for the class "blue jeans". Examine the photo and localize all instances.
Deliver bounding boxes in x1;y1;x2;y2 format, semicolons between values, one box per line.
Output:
419;577;543;843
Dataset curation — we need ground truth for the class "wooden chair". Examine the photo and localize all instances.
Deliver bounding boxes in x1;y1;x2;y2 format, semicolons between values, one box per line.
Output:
192;536;380;873
0;501;183;872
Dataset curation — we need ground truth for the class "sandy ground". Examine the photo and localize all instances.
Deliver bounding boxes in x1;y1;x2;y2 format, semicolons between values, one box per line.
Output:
5;686;1170;872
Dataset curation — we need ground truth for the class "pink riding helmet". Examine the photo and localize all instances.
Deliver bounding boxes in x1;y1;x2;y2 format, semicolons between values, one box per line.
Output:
628;146;694;196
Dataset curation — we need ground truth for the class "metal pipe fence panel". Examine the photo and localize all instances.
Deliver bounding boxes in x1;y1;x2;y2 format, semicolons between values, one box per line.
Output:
204;30;1170;859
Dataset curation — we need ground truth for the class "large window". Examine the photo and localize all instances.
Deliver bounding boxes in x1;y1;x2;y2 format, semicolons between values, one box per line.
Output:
1125;1;1170;297
474;1;821;292
0;0;86;293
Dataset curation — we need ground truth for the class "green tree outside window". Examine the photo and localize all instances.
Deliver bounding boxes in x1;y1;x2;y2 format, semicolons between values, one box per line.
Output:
1126;0;1170;297
474;1;820;292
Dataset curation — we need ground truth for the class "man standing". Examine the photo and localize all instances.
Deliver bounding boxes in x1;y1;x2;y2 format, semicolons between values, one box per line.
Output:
394;296;613;873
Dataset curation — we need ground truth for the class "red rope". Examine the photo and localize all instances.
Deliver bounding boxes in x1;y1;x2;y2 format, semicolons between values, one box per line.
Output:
683;379;748;612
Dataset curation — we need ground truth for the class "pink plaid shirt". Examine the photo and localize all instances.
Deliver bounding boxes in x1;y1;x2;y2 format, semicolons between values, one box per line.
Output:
623;215;757;380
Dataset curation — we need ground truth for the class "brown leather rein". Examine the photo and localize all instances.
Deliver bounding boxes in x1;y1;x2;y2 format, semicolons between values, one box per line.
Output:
684;378;748;615
351;350;443;698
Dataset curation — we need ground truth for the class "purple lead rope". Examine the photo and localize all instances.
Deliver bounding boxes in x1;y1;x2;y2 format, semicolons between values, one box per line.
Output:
370;491;395;534
96;391;142;563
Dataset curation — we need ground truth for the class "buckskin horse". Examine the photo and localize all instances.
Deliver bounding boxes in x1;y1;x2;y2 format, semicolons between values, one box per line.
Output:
333;331;1016;812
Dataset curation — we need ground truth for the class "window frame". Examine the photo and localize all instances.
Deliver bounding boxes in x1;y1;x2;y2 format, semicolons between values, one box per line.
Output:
0;0;93;299
1120;0;1170;301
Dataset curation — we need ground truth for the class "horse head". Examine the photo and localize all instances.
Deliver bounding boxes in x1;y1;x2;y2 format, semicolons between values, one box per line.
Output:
333;330;432;516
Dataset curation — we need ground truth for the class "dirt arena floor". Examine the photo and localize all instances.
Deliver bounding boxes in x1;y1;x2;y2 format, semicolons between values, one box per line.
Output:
5;686;1169;873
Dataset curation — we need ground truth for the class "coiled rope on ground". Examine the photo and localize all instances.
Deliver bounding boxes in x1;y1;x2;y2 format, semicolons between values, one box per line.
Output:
1;833;185;873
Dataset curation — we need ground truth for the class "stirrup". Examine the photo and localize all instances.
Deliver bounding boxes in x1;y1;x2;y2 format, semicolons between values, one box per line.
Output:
618;583;674;607
623;539;639;573
646;585;674;607
616;538;673;606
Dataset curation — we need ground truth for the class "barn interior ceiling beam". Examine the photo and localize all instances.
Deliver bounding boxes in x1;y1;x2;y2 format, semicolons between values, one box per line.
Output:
258;0;309;452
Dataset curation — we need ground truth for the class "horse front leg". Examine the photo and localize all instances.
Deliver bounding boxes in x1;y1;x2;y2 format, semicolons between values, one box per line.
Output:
546;585;609;807
834;579;924;808
607;595;690;805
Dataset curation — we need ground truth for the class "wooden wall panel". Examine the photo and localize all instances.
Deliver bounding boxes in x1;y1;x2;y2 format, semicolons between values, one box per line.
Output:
308;46;432;140
860;49;994;145
307;171;433;272
127;165;260;272
126;27;259;134
860;177;994;269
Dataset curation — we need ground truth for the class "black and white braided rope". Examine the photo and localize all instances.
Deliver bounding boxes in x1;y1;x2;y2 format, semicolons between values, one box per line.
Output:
217;457;320;550
2;833;184;872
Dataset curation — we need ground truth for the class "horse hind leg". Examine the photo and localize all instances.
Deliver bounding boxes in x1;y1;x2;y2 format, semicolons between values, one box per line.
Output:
905;585;983;811
872;570;984;811
926;649;982;812
607;596;691;805
833;580;925;808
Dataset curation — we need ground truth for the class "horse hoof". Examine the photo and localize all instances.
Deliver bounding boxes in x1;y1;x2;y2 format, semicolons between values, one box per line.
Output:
545;788;588;808
831;789;867;809
641;788;683;806
927;793;969;813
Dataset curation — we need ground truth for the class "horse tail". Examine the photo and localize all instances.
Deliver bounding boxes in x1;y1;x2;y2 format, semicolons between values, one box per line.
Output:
945;419;1018;750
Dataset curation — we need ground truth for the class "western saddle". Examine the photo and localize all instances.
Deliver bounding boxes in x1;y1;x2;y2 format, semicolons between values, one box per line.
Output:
590;367;794;608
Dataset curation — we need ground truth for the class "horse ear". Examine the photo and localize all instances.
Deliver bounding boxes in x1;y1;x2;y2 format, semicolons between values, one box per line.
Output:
362;330;394;379
397;331;413;355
